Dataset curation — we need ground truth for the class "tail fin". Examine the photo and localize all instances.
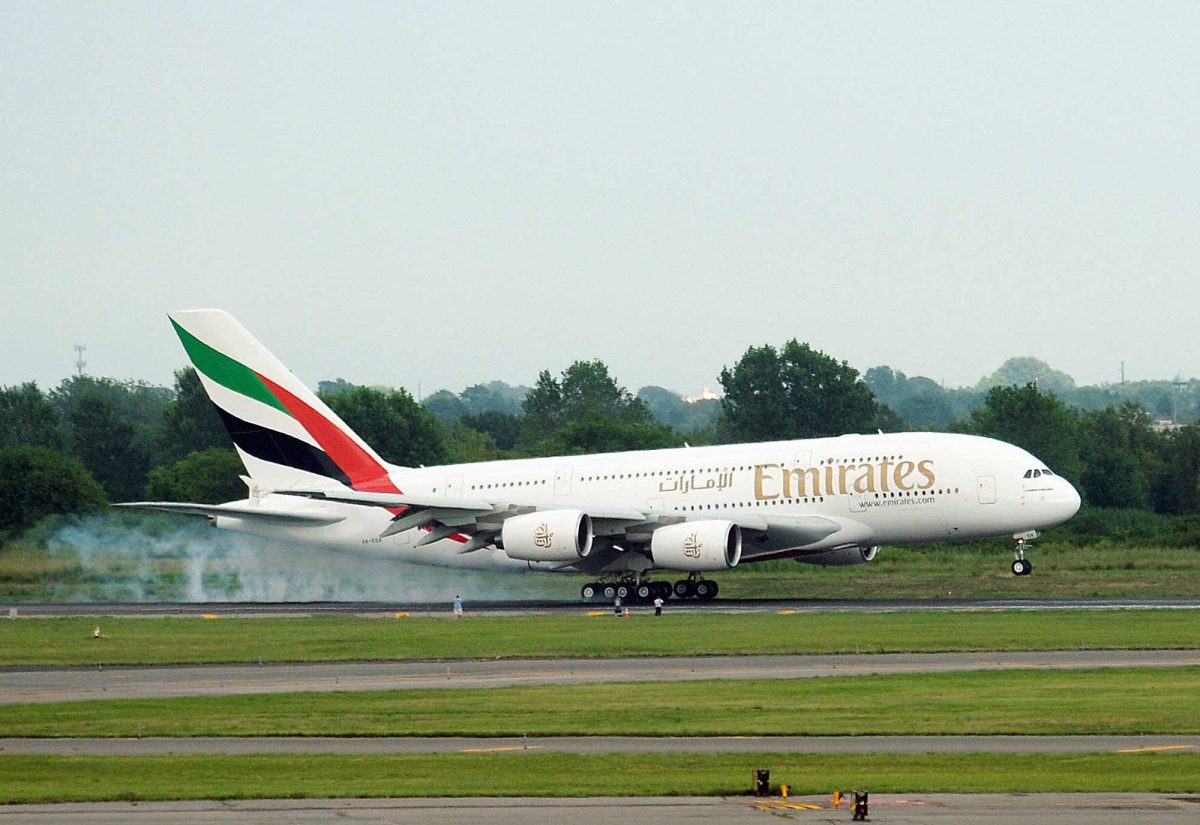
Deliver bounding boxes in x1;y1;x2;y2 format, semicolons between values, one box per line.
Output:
168;309;397;493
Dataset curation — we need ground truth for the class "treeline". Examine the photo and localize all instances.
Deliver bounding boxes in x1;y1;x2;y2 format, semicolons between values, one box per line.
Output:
2;343;1200;539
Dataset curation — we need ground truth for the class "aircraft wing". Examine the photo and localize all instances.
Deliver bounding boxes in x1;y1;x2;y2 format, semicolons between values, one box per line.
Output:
274;488;649;550
273;489;843;557
114;501;347;526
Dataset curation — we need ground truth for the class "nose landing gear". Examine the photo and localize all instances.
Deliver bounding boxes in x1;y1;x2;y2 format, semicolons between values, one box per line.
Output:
1011;530;1037;576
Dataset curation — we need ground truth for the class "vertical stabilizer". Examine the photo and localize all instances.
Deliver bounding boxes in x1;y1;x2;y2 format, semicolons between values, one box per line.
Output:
168;309;397;492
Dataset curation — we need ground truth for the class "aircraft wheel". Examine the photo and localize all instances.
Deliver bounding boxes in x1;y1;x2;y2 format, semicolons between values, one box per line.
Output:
581;583;598;600
636;584;653;601
695;580;717;600
602;584;617;600
1011;558;1031;576
673;580;692;598
654;582;672;600
616;584;631;600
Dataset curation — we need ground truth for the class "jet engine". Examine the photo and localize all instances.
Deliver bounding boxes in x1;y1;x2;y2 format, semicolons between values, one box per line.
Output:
501;510;593;562
795;545;880;566
650;521;742;571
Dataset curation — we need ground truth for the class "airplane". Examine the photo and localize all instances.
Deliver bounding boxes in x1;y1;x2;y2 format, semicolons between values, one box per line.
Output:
122;309;1082;602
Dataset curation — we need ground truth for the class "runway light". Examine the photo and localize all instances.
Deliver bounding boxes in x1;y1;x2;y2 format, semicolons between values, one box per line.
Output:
202;613;219;620
394;612;410;619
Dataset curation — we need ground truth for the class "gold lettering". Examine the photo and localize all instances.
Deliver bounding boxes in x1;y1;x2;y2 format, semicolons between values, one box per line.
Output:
785;467;821;497
894;460;916;491
879;459;893;492
754;464;780;500
917;459;935;489
824;464;834;496
853;464;876;493
838;464;853;496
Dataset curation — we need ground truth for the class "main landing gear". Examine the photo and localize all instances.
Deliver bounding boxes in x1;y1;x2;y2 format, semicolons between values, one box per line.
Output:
672;573;719;601
1011;531;1037;576
579;573;718;603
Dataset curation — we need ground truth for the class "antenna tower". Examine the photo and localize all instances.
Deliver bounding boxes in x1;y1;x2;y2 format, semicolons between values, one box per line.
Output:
73;344;87;377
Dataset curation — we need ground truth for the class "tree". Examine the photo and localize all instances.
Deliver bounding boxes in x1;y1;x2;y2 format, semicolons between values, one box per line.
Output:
321;386;448;467
461;411;521;452
146;447;246;504
421;390;468;424
159;367;229;463
964;383;1082;481
979;357;1076;398
519;361;670;454
0;383;62;449
522;360;652;442
444;422;506;464
1150;424;1200;515
317;378;358;397
533;413;679;456
49;375;168;500
1079;404;1155;509
0;446;106;534
461;381;527;416
718;340;877;442
68;395;149;501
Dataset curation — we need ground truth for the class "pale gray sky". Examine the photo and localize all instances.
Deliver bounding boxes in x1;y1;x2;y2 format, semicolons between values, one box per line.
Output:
3;1;1197;397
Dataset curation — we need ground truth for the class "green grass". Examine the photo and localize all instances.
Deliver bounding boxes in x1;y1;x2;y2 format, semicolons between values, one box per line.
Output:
714;541;1200;599
0;753;1196;803
3;610;1198;667
5;667;1198;737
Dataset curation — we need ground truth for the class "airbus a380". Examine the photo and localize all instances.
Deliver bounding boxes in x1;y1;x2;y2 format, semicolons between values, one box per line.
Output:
124;310;1081;602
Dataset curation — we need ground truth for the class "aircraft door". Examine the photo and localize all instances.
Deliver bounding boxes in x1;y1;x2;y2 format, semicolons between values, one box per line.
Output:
977;476;996;505
554;467;572;496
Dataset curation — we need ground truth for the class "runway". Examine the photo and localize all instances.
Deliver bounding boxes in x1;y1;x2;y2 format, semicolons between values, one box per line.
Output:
1;795;1198;824
4;649;1197;705
3;734;1198;756
7;596;1200;617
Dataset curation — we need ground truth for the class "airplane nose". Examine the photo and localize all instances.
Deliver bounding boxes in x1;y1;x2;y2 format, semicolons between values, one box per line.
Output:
1057;480;1082;523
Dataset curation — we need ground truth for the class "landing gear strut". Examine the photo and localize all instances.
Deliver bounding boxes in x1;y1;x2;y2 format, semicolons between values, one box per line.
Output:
1011;531;1037;576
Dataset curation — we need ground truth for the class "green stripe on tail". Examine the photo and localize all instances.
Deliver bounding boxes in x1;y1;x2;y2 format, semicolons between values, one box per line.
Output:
170;319;290;415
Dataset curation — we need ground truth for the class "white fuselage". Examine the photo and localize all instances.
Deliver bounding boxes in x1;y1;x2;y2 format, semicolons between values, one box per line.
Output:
214;431;1081;574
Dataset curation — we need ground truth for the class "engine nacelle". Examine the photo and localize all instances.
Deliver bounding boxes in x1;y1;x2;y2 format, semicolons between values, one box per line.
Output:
796;545;880;566
501;510;593;562
650;521;742;571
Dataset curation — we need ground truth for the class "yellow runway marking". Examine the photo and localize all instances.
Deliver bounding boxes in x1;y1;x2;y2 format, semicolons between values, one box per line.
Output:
751;800;824;811
1115;744;1195;753
460;745;544;753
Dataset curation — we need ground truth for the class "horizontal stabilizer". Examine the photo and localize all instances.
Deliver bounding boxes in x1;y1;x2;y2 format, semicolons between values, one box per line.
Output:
114;502;346;526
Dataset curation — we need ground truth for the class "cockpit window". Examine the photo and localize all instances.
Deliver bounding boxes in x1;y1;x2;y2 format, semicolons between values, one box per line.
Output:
1033;469;1042;478
1023;470;1032;479
1042;469;1055;476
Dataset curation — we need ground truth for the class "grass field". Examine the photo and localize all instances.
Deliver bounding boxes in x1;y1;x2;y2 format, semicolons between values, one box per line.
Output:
1;610;1196;667
5;667;1197;737
1;752;1196;803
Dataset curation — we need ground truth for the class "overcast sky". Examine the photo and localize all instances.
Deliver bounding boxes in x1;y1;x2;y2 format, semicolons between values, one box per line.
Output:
3;1;1197;398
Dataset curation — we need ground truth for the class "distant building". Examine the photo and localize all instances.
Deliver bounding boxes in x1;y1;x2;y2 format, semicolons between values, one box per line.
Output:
683;387;721;404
